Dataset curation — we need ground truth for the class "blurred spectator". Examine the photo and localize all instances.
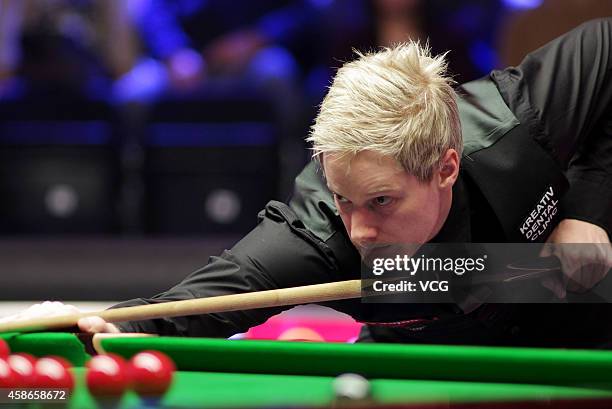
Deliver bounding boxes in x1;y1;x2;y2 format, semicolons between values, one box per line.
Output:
423;0;504;82
118;0;324;101
0;0;138;100
369;0;504;82
304;0;504;99
373;0;424;46
497;0;612;67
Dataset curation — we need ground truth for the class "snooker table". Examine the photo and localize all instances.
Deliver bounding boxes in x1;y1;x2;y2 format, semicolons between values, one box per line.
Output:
2;332;612;408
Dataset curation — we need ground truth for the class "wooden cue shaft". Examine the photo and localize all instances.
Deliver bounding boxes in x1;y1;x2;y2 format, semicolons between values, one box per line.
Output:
0;280;363;333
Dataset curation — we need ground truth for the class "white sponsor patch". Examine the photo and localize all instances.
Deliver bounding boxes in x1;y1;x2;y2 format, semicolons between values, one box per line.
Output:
519;186;558;241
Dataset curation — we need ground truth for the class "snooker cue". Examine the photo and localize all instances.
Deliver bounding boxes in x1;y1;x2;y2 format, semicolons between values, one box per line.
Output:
0;279;362;334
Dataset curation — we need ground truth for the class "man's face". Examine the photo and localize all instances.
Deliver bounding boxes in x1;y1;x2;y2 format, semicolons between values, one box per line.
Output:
323;151;451;258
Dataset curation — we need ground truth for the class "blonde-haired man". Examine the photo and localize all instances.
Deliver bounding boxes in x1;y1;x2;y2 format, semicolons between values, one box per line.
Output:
8;19;612;347
307;42;463;250
310;43;462;181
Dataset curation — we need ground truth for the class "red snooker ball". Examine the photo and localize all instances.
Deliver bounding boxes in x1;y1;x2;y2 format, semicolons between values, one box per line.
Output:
7;353;37;387
0;339;9;358
86;354;129;397
33;356;74;390
128;351;175;396
0;358;17;388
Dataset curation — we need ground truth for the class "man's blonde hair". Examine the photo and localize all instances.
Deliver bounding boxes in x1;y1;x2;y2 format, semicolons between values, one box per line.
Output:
307;41;462;181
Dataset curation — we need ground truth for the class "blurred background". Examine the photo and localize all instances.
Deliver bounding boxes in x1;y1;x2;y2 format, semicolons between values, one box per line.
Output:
0;0;610;338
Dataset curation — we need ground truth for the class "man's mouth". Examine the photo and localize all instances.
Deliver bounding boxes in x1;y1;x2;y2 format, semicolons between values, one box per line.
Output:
357;244;395;260
357;243;423;263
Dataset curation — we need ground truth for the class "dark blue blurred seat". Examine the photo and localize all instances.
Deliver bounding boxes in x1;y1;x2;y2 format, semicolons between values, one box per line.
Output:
143;90;279;235
0;98;120;234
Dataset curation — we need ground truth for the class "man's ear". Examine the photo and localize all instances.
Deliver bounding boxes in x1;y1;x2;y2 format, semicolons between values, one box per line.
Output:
438;149;459;188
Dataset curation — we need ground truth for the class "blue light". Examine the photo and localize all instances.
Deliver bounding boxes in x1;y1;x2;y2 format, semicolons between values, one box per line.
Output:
0;121;112;145
502;0;543;10
469;41;499;74
147;122;276;147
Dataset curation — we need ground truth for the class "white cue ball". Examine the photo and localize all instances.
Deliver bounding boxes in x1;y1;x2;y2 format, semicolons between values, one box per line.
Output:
332;373;371;400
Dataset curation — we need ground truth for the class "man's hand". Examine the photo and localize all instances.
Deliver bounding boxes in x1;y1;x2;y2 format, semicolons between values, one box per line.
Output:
77;316;121;334
541;219;612;298
0;301;120;334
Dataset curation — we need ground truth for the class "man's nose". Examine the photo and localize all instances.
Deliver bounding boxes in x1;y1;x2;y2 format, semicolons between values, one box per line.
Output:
349;209;378;245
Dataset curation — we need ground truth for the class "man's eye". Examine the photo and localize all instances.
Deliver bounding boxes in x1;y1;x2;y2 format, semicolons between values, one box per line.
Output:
374;196;393;206
334;194;349;204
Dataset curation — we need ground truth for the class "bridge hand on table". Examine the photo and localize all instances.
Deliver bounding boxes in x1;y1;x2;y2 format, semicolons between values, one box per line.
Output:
0;301;120;334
